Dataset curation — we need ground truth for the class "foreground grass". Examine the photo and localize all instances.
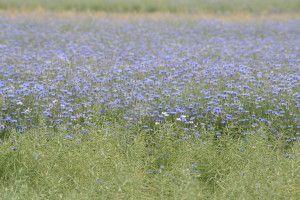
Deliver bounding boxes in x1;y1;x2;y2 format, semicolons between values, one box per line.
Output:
0;0;299;13
0;122;298;199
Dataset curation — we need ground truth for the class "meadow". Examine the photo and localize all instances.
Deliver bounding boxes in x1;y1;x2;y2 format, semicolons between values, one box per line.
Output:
0;2;299;199
0;0;300;13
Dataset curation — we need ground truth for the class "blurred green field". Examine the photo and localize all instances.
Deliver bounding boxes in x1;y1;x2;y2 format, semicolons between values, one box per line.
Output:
0;0;299;13
1;122;299;199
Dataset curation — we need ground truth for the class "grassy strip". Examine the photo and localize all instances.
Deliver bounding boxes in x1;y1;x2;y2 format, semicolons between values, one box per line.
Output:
0;0;299;13
0;123;298;199
1;10;299;22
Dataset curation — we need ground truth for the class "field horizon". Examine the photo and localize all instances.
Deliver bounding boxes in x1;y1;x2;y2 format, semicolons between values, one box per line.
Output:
1;10;299;23
0;0;299;14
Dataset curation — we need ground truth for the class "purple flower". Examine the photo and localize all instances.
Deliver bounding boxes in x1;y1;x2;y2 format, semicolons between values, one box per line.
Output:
213;107;222;115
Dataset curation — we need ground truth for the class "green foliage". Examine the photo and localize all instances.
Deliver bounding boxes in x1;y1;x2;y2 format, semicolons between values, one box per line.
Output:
0;122;299;199
0;0;299;13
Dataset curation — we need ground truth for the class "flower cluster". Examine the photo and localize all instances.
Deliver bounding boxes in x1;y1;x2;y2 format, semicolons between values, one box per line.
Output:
0;16;299;139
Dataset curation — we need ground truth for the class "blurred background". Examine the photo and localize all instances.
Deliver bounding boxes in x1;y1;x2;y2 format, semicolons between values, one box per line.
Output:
0;0;299;14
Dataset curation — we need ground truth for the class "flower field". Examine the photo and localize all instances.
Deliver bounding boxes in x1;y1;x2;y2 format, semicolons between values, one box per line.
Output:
0;12;299;199
1;15;299;139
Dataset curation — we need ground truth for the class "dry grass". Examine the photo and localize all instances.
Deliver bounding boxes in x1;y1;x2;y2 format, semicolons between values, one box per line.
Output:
1;10;299;22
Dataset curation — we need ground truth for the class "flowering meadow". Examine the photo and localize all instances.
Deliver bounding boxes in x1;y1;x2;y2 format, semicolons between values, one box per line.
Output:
0;13;299;199
1;15;299;139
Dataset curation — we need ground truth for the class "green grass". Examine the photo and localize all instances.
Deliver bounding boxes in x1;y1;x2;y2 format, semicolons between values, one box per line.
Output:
0;0;299;13
0;122;299;199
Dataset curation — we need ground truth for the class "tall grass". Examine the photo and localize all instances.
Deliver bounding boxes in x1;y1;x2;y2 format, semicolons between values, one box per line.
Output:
0;0;299;13
0;122;299;199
